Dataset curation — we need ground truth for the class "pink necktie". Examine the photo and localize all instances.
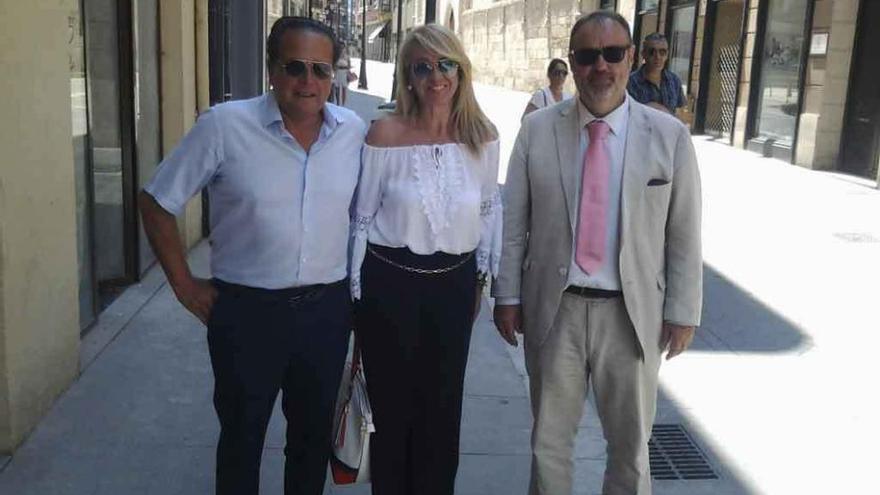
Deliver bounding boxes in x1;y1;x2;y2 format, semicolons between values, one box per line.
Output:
575;120;610;274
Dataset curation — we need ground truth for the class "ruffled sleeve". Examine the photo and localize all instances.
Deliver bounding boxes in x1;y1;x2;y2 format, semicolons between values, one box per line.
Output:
350;145;385;299
476;140;502;277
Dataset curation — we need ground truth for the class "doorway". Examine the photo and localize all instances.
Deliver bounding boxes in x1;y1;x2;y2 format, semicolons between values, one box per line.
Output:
698;0;746;141
839;0;880;180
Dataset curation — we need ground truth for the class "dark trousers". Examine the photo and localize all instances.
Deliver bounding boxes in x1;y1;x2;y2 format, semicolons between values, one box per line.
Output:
356;244;477;495
207;279;351;495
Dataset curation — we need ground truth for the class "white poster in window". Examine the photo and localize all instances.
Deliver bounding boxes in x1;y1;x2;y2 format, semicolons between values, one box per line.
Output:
810;32;828;56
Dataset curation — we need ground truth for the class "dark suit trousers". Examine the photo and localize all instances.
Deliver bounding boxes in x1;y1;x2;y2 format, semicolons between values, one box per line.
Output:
207;279;351;495
356;244;477;495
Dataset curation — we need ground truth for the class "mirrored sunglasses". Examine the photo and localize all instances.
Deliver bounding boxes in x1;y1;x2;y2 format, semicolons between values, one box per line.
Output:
410;59;460;79
570;46;629;66
280;59;334;80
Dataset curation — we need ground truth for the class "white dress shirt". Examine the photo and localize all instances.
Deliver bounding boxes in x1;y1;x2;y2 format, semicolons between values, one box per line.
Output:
350;140;503;299
495;95;629;306
567;95;630;290
144;92;367;289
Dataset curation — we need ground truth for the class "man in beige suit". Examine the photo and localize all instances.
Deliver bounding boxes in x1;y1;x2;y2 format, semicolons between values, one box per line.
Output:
492;11;702;495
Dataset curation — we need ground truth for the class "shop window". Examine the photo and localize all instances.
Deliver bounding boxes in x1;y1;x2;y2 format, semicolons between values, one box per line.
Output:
751;0;811;151
667;0;696;94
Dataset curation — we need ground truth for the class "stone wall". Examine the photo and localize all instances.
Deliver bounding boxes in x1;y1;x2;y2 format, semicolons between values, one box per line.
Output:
460;0;600;93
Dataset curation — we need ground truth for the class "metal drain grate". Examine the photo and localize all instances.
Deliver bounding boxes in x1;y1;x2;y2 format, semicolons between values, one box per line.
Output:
833;232;880;243
649;424;718;480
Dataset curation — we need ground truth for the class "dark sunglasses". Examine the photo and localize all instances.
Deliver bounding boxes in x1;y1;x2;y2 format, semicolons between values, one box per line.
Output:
280;59;334;80
570;45;630;66
410;59;460;79
644;47;668;57
550;69;569;77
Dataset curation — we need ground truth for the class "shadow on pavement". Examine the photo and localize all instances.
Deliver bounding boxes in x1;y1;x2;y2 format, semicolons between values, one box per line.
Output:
693;264;812;354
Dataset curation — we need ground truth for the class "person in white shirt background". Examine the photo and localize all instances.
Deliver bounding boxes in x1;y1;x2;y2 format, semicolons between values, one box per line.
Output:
350;23;502;495
139;17;366;495
521;58;574;120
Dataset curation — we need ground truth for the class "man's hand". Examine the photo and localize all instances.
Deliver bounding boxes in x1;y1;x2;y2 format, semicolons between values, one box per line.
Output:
660;322;695;360
493;304;523;347
172;276;218;325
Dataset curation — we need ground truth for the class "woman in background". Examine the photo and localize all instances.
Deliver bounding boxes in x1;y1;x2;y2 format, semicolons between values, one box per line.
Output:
521;58;572;120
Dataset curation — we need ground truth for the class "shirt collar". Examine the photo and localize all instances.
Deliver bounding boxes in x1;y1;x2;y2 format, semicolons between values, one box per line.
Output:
261;90;345;131
576;93;630;137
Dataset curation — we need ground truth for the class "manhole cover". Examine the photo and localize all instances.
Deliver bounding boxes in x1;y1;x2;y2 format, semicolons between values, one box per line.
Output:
649;424;718;480
833;232;880;243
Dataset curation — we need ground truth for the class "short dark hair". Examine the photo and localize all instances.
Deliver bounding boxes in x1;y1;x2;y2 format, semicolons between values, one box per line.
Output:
568;11;633;52
643;32;668;45
267;16;340;70
547;58;568;77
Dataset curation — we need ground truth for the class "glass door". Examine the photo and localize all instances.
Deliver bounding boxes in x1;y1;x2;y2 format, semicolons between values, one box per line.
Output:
749;0;812;159
666;0;696;95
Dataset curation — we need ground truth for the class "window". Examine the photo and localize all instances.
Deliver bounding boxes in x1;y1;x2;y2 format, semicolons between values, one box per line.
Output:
667;1;696;94
752;0;810;149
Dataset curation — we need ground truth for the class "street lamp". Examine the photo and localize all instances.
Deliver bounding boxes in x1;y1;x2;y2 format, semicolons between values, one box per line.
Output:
358;0;368;89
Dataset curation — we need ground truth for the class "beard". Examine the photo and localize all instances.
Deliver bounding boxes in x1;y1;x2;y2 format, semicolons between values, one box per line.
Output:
579;75;619;103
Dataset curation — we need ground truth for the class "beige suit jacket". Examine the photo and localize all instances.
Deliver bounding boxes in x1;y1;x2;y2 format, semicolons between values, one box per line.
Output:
492;97;702;358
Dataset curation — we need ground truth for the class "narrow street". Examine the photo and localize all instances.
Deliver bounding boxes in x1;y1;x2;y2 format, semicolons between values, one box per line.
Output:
1;60;878;495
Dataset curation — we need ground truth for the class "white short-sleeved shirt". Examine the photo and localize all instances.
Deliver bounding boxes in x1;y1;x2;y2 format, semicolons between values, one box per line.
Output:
143;92;367;289
350;140;503;299
529;86;573;110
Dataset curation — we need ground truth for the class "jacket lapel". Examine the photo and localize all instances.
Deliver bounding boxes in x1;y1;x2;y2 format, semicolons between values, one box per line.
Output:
554;99;581;229
621;102;652;242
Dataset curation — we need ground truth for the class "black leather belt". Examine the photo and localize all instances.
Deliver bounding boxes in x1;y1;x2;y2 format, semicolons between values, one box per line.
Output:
564;286;622;298
213;278;346;306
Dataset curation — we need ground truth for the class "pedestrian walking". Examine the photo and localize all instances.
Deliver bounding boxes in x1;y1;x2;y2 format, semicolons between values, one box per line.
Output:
493;11;702;495
627;32;687;117
335;42;352;106
350;23;502;495
522;58;573;120
139;16;366;495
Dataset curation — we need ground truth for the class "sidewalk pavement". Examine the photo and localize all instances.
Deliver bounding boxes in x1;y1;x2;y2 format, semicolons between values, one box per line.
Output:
1;60;879;494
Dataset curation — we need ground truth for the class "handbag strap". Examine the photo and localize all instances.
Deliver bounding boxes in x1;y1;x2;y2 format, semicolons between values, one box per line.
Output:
350;333;362;379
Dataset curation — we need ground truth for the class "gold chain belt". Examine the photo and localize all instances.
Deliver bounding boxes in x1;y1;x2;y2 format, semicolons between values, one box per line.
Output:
367;246;473;275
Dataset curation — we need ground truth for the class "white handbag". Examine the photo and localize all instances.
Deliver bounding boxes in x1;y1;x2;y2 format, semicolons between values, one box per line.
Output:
331;339;374;484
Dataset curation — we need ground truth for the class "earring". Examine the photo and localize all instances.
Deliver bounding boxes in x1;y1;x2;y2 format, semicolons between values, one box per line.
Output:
407;85;412;91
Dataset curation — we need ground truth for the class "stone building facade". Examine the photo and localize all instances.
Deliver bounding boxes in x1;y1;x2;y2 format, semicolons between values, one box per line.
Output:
458;0;879;182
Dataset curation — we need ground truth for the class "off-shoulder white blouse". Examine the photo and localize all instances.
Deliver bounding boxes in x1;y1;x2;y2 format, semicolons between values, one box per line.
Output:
350;140;503;299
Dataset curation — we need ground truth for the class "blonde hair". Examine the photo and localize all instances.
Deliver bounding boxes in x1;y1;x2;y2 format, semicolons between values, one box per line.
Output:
395;24;496;156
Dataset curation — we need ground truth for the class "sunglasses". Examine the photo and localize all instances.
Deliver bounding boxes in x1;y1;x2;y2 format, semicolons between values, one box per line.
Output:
279;59;334;80
410;59;460;79
644;47;668;57
550;69;569;77
570;45;630;66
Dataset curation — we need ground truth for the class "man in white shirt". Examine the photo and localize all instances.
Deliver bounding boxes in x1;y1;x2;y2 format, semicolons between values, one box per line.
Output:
139;17;366;495
493;11;702;495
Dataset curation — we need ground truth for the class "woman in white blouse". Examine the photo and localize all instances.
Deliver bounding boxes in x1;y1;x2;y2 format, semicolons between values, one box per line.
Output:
351;24;501;495
521;58;572;120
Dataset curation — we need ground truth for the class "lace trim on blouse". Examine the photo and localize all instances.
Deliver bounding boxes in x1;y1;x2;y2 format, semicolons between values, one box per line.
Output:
412;145;466;236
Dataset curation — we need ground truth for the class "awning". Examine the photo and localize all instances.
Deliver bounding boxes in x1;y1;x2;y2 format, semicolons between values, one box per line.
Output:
367;22;388;43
